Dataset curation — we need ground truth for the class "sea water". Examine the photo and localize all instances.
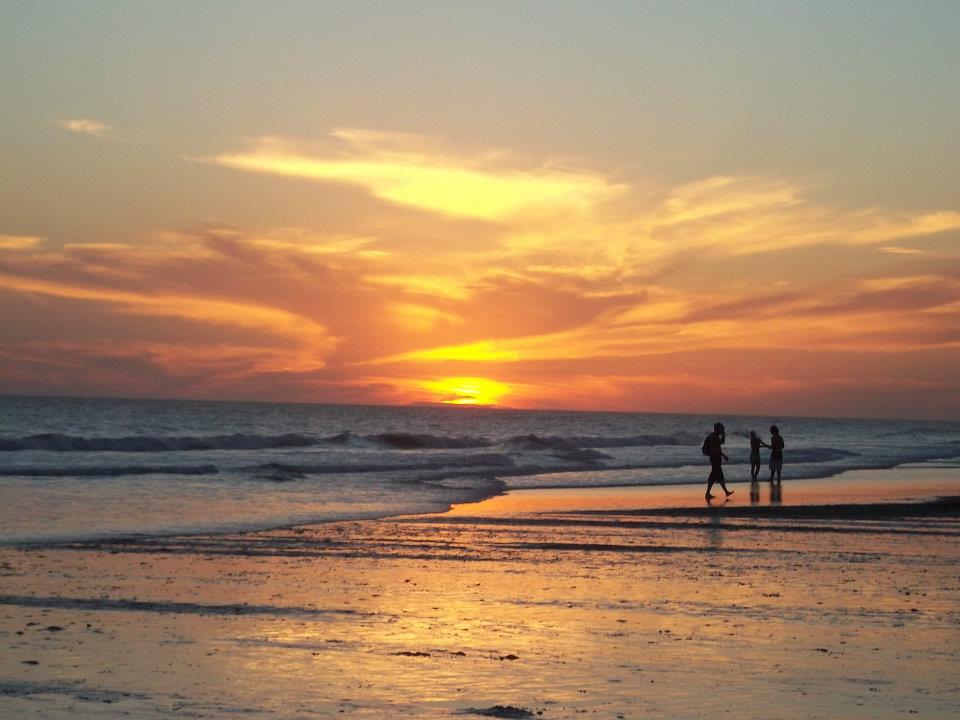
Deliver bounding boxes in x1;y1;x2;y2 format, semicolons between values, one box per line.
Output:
0;396;958;543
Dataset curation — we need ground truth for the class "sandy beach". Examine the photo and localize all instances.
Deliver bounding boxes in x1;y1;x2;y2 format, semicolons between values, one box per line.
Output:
2;465;959;719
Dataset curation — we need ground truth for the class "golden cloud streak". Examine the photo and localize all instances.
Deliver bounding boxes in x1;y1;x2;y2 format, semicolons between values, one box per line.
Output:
852;211;960;243
210;132;622;221
365;340;521;365
390;302;463;331
0;234;42;250
363;274;472;300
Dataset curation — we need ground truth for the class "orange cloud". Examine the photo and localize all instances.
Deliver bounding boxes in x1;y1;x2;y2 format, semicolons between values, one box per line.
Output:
0;273;332;355
364;269;960;371
2;130;959;416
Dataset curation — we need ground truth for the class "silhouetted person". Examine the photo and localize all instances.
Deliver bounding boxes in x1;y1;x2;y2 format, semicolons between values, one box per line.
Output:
768;425;784;482
703;422;733;500
749;430;770;481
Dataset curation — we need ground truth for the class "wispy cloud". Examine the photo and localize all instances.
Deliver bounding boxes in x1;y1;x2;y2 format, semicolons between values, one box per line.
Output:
878;245;930;256
0;234;42;250
209;131;960;304
209;130;623;222
0;272;334;356
59;118;112;138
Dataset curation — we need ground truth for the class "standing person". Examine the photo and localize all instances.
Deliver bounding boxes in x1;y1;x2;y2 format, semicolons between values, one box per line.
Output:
749;430;769;481
703;422;733;500
768;425;785;483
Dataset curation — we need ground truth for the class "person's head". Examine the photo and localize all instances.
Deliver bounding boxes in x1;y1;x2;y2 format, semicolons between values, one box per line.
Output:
750;430;757;439
770;425;779;435
714;422;725;434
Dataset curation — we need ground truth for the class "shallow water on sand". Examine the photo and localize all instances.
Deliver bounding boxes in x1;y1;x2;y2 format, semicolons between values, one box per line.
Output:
1;472;958;718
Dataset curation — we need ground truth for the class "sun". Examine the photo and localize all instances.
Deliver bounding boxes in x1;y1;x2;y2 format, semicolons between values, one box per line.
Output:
421;376;511;406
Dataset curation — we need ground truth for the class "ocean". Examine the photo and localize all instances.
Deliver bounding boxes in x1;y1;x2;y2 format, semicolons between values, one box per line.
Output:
1;396;958;543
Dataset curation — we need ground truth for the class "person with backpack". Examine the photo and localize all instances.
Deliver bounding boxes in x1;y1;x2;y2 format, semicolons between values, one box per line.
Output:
702;422;733;500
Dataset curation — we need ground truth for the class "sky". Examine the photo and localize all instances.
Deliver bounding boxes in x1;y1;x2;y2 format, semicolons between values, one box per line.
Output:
1;1;959;419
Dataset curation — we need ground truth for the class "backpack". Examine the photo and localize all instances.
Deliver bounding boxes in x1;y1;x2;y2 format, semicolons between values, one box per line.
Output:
701;435;712;456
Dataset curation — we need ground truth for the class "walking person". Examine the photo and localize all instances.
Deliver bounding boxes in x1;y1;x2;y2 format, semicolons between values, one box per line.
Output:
768;425;785;483
749;430;769;481
703;422;733;501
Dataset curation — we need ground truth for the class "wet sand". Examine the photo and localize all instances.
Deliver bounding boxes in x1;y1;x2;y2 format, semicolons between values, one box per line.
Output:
2;466;959;718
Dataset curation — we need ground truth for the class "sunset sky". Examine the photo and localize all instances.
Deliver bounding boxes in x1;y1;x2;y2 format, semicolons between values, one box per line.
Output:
1;1;958;419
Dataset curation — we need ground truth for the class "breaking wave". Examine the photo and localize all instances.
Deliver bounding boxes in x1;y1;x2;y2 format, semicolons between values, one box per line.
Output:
0;465;219;477
784;448;860;463
0;431;705;453
0;433;317;452
336;432;701;452
250;453;516;479
369;432;494;449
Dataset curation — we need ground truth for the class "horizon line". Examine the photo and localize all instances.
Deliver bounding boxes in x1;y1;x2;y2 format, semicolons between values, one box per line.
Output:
0;392;955;425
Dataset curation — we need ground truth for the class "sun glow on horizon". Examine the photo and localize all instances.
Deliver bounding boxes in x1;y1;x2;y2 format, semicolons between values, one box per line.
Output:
421;377;512;405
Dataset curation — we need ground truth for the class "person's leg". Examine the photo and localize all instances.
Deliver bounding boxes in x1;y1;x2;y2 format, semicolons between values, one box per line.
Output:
714;464;733;496
706;462;718;499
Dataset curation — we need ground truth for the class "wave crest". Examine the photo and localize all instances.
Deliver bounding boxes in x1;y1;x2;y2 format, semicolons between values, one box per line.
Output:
324;431;699;451
0;465;219;477
786;447;860;463
370;432;494;450
0;433;317;452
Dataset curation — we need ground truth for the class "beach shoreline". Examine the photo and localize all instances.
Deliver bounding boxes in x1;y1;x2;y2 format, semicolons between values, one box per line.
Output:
2;464;959;718
441;462;960;518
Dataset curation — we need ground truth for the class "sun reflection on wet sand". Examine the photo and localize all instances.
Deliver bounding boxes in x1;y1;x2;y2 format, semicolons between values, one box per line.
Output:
0;467;958;718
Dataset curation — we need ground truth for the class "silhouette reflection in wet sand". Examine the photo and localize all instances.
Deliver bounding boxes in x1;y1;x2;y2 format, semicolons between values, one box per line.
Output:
706;511;724;549
771;480;783;505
